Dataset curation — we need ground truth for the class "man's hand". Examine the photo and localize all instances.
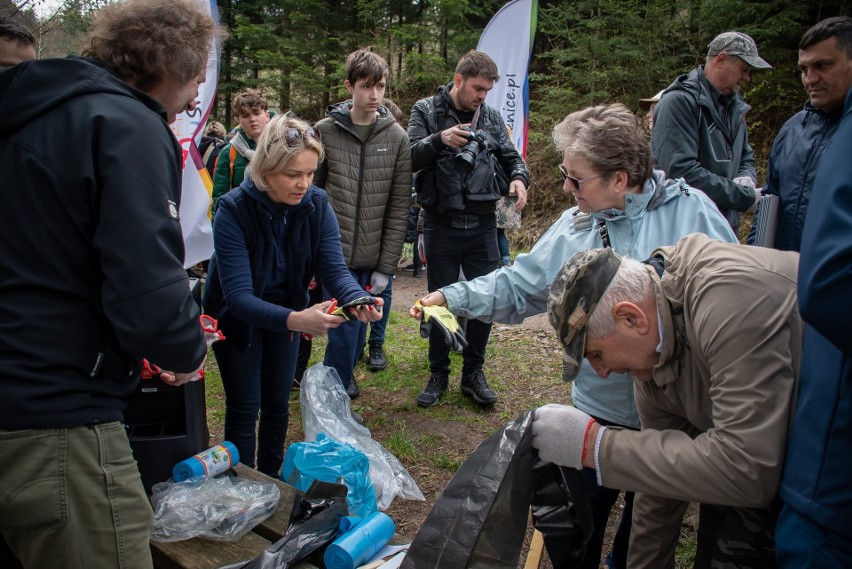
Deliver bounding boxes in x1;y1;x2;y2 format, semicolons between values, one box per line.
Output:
409;291;448;319
509;180;528;210
440;125;473;148
532;403;597;470
160;355;207;386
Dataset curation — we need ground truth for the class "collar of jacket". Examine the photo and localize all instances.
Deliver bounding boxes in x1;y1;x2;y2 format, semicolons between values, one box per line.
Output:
590;170;672;224
646;257;686;388
677;66;750;134
325;99;395;137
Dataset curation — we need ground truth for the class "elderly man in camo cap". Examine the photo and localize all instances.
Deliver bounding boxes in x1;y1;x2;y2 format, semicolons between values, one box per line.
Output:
532;233;803;568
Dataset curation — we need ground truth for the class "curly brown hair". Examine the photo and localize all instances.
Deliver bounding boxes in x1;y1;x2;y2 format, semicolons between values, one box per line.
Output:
81;0;225;93
231;89;269;118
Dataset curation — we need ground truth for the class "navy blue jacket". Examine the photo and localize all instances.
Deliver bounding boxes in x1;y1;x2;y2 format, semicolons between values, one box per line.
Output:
780;89;852;538
747;102;843;251
0;57;205;429
203;179;366;350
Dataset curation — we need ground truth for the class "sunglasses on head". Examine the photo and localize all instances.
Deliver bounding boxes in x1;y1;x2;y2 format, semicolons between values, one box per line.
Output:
275;127;322;147
558;164;601;191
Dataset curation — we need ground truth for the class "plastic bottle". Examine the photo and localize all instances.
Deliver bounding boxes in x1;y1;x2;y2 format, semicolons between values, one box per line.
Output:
323;511;396;569
172;441;240;482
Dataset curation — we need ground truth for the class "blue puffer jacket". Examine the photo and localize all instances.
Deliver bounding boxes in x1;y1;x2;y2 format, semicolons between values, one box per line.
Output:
747;102;843;251
780;89;852;539
203;179;367;350
441;171;736;426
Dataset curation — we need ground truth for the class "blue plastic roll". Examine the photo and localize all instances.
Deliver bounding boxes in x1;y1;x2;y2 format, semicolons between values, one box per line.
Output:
324;511;396;569
172;441;240;482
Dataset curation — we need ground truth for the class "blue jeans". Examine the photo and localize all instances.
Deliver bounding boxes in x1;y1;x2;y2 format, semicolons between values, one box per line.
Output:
368;276;393;346
212;328;298;478
324;269;370;388
497;228;510;265
776;505;852;567
423;217;499;376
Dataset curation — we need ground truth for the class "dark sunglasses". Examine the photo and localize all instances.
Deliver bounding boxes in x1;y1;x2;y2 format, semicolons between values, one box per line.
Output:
274;127;322;147
558;164;601;191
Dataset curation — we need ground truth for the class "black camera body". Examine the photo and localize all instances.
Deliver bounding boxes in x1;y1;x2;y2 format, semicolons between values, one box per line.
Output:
455;126;490;172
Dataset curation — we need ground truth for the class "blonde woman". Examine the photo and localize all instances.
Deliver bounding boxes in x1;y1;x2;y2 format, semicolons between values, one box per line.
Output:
203;114;382;477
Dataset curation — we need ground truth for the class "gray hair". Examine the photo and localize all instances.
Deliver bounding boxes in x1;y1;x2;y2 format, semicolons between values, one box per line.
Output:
552;103;652;188
249;114;324;192
587;257;654;338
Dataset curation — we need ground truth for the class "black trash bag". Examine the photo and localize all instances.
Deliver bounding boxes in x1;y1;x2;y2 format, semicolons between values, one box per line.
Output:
401;411;592;568
218;480;348;569
530;461;594;567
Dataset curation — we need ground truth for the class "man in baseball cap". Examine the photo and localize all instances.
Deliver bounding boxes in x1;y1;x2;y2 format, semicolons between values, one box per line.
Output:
533;233;803;568
651;31;771;234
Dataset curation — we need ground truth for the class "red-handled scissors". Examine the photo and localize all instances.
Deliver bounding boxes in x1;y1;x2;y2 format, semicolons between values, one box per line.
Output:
201;314;226;341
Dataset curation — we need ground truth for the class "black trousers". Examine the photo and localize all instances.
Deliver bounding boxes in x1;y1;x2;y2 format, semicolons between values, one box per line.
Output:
422;215;499;377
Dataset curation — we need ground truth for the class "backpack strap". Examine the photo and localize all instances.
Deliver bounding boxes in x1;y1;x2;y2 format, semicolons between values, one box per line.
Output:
229;145;238;188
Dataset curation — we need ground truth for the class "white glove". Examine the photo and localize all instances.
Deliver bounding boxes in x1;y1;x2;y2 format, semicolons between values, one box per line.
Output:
733;175;756;189
532;403;595;470
369;272;391;296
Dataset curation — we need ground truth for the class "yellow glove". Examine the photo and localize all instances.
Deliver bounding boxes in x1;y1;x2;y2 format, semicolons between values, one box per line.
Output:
416;302;468;351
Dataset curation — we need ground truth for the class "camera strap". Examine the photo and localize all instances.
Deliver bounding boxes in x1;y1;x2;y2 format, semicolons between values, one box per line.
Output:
470;106;481;130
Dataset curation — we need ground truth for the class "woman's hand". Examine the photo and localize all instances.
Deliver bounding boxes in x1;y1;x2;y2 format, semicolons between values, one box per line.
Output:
409;291;447;319
346;297;384;323
288;301;348;337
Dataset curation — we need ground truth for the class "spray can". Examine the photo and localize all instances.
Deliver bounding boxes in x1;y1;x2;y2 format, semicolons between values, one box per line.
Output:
172;441;240;482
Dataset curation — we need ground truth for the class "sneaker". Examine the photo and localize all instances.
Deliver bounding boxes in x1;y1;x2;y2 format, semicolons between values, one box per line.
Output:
412;267;422;278
369;344;387;371
461;370;497;406
416;373;448;408
346;377;360;399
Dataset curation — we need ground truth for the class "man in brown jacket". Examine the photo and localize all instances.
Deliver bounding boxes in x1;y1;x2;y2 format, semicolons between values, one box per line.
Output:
532;233;802;568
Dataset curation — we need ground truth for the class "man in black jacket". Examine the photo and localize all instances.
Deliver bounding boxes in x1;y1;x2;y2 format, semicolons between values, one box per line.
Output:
408;50;529;408
0;1;222;567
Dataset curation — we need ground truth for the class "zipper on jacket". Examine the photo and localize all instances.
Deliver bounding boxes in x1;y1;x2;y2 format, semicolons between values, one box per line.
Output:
349;139;367;268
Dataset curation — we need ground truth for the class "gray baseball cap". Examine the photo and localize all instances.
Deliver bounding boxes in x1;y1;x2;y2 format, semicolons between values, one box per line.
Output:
707;31;771;69
548;248;623;382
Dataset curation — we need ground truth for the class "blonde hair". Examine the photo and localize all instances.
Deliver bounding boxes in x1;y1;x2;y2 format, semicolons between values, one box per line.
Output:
249;114;324;192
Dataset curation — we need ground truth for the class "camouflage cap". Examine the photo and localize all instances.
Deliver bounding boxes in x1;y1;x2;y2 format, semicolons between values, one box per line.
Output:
548;248;623;382
707;31;771;69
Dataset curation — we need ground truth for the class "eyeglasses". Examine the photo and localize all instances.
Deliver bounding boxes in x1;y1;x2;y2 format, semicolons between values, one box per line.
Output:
558;164;601;191
273;127;322;147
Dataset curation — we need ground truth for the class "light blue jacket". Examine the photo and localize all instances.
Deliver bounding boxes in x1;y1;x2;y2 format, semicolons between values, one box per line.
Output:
441;171;736;427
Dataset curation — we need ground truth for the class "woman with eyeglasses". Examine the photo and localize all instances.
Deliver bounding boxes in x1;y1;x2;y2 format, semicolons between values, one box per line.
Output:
412;103;736;569
203;113;383;478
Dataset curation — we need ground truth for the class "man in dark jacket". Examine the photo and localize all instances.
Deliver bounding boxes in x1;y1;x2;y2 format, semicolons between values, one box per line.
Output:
408;50;529;408
0;1;221;567
776;85;852;567
652;31;770;233
747;17;852;251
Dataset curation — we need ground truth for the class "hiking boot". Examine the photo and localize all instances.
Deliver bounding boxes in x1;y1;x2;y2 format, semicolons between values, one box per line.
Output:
346;377;360;399
416;373;448;408
461;370;497;406
369;343;387;371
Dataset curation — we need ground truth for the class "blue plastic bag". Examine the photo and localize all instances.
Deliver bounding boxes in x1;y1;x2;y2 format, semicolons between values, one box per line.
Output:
282;433;377;519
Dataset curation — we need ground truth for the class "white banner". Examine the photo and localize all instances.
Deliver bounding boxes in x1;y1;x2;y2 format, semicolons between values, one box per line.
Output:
170;0;221;268
477;0;538;158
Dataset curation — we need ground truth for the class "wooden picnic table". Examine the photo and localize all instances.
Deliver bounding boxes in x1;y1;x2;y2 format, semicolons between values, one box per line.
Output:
150;464;303;569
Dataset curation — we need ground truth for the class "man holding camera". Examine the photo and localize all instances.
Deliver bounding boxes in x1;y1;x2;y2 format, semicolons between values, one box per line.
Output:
407;50;529;408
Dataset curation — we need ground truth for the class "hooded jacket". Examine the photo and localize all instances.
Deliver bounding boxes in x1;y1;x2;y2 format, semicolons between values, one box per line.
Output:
598;234;801;567
651;67;758;231
0;57;206;429
746;101;843;251
203;178;367;350
314;102;411;275
440;172;736;427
